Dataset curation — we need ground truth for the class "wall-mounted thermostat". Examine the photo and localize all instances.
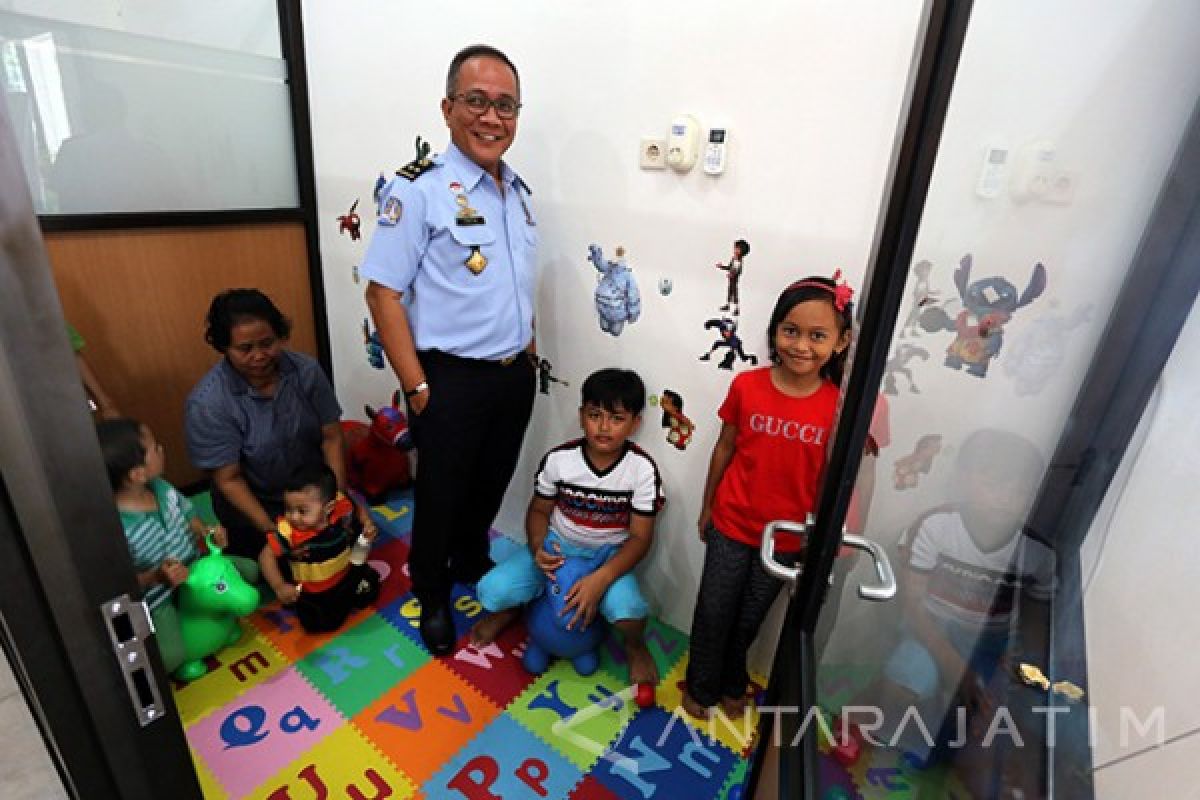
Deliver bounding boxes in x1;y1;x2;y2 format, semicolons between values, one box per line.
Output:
703;128;728;175
667;115;701;172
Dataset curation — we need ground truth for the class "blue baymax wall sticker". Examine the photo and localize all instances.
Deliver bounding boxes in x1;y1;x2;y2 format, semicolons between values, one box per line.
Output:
588;244;642;336
921;254;1047;377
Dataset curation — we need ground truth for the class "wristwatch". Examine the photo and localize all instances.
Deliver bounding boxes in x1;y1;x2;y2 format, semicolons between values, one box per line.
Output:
404;381;429;398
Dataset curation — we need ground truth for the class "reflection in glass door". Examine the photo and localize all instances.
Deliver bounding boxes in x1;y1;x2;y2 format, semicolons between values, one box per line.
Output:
810;2;1200;798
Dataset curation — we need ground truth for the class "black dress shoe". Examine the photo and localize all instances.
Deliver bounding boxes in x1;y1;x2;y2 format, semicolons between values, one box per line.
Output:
419;600;455;656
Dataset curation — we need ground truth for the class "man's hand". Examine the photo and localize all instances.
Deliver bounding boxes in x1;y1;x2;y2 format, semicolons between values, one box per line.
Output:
534;541;565;580
697;506;712;540
408;386;430;415
160;559;189;588
561;571;610;631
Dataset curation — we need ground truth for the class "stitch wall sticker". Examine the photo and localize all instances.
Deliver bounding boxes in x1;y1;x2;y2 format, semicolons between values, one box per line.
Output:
882;344;930;395
699;316;758;370
362;318;384;369
919;253;1047;377
714;238;750;316
588;244;642;335
659;389;695;451
893;434;942;490
1003;301;1093;396
532;355;569;395
898;259;941;338
337;199;362;241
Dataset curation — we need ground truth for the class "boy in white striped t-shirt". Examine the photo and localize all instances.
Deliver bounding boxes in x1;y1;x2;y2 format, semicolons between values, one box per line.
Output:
98;419;259;674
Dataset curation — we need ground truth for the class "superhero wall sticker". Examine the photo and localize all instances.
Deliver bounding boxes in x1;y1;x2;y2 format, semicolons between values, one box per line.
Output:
588;244;642;336
714;239;750;316
918;254;1048;378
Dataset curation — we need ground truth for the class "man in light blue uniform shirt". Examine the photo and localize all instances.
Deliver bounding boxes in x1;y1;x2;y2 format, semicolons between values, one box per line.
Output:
363;44;538;655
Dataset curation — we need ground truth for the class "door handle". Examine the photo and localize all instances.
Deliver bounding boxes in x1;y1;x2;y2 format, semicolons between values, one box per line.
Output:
759;515;812;591
841;534;897;601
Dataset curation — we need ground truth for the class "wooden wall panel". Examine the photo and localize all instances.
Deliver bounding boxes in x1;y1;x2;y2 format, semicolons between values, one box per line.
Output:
44;223;317;488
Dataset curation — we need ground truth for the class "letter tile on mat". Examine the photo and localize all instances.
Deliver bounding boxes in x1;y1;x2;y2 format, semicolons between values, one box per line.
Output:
371;491;412;538
569;774;625;799
508;661;632;770
444;619;538;709
173;624;288;726
370;537;412;607
378;586;483;652
427;714;583;800
597;617;689;684
590;706;739;800
188;667;342;798
190;750;227;800
354;659;500;783
296;614;429;717
657;656;760;756
246;724;417;800
250;601;375;662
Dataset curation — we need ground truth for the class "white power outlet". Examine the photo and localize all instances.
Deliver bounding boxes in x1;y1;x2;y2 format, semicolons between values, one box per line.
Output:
639;137;667;170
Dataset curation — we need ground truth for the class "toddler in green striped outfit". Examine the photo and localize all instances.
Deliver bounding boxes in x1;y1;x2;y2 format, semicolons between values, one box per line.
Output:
97;419;259;674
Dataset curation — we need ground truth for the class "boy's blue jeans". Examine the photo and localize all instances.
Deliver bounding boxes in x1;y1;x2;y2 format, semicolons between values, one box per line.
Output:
476;530;649;622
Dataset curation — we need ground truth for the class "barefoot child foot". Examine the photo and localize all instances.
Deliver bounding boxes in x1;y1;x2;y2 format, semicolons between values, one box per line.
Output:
468;607;520;647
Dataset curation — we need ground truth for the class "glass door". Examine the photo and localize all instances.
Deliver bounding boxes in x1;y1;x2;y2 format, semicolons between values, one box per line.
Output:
759;1;1200;798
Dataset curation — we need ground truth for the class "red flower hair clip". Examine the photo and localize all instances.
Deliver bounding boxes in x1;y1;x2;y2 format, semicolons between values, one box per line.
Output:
789;269;855;312
830;269;854;312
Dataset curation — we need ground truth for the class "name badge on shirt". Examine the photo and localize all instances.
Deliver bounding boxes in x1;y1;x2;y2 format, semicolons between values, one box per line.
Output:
455;193;485;226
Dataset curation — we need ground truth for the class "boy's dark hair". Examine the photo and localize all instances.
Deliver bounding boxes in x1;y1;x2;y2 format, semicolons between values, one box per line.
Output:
283;462;338;504
446;44;521;99
96;418;145;490
734;239;750;258
581;368;645;414
767;276;854;385
204;288;292;353
660;389;683;428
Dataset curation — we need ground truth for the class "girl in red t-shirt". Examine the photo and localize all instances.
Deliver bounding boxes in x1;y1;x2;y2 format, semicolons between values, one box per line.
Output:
683;274;854;720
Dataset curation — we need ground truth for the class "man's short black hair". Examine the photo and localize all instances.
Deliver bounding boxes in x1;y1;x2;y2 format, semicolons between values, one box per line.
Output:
283;462;338;504
96;418;145;490
446;44;521;99
581;368;645;415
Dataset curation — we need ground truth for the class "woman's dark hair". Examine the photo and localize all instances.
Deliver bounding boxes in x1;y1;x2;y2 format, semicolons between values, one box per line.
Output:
734;239;750;258
660;389;683;428
96;418;146;490
204;289;291;353
766;276;854;385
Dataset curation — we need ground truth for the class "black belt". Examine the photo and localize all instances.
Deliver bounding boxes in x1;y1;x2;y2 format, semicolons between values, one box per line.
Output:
419;349;526;368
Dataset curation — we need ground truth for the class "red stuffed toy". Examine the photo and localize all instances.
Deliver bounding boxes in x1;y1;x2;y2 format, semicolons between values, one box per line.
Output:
341;390;413;504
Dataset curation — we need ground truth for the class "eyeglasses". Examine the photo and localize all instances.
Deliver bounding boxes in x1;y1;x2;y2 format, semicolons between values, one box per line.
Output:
450;91;521;120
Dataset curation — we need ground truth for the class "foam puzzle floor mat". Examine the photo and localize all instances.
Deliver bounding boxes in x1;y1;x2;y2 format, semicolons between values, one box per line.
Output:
179;490;967;799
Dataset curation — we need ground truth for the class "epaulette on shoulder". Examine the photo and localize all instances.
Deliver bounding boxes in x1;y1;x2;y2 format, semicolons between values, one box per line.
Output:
396;156;436;182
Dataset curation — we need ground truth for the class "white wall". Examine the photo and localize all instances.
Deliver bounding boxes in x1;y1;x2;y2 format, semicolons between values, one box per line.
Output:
1085;295;1200;796
303;0;926;632
302;6;1200;744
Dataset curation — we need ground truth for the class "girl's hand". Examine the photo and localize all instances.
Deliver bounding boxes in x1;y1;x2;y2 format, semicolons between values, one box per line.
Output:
160;559;189;588
697;507;712;540
534;541;565;581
